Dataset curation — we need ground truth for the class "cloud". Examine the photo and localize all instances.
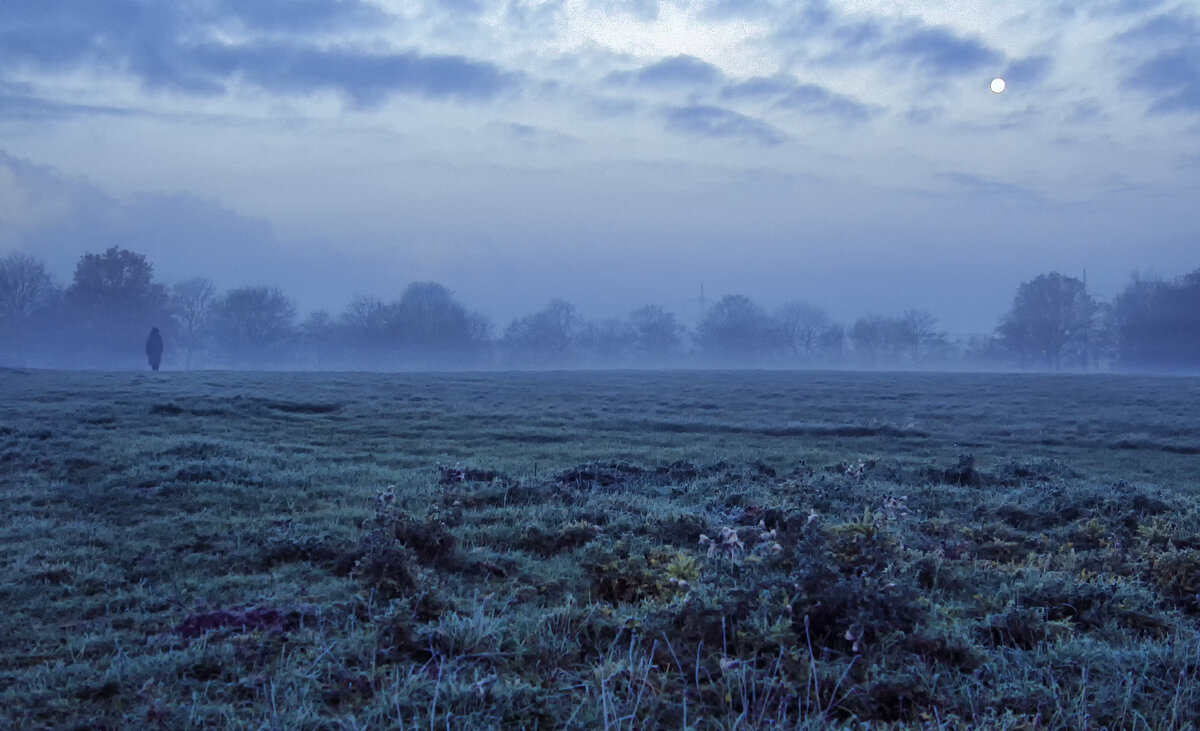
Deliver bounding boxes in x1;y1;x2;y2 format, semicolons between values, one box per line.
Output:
608;55;724;88
505;0;567;32
718;72;880;124
704;0;784;18
776;83;879;123
210;0;387;32
720;74;798;101
193;42;521;105
429;0;486;17
594;0;661;21
662;105;785;145
1116;8;1198;45
938;172;1040;202
489;121;580;149
1119;11;1200;113
1001;55;1053;86
0;0;518;106
888;26;1003;75
0;150;272;282
777;7;1003;81
1127;48;1200;113
0;150;381;312
0;84;133;121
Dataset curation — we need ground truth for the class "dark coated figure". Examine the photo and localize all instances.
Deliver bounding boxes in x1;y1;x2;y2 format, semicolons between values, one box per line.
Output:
146;327;164;371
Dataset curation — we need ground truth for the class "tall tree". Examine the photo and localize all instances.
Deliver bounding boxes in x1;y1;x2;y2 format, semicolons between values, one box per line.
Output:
64;247;169;367
212;286;297;367
1114;270;1200;370
996;272;1096;369
0;253;60;366
393;282;476;356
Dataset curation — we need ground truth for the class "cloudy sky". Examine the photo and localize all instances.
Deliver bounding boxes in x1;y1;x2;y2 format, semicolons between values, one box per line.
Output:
2;0;1198;334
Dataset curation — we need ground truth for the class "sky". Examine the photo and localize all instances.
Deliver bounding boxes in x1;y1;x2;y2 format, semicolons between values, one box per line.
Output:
1;0;1199;335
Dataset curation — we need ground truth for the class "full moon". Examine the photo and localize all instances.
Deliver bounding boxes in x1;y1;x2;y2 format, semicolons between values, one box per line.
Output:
990;78;1006;93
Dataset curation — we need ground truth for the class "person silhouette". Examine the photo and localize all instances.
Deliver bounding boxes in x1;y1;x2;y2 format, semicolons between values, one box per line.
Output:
146;327;164;371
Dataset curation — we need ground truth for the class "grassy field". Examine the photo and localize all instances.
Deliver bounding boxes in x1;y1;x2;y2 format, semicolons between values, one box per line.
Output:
2;368;1200;729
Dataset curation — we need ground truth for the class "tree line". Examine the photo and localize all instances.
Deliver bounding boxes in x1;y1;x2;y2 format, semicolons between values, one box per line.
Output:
1;246;1198;371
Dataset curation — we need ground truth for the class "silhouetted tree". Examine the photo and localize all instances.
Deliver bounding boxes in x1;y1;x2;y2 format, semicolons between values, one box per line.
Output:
695;294;779;362
502;299;580;365
1114;270;1200;370
996;272;1096;370
628;304;684;363
0;253;60;366
775;300;830;360
212;286;297;367
64;247;170;367
170;277;217;369
393;282;485;363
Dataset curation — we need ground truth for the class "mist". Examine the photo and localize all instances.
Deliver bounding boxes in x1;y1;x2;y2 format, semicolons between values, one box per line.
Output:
3;0;1199;370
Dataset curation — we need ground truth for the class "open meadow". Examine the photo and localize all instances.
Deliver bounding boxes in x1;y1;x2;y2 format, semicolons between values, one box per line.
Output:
2;368;1200;729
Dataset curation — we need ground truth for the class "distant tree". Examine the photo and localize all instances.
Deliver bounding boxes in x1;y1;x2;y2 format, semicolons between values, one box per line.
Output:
996;272;1097;370
695;294;779;362
393;282;485;363
0;253;60;366
775;300;830;360
299;310;336;369
850;315;897;365
466;311;493;351
898;309;948;362
212;286;297;367
961;334;1006;368
1114;270;1200;370
502;299;581;365
64;247;170;367
628;304;684;362
170;277;217;369
817;323;846;362
340;294;397;366
579;317;635;365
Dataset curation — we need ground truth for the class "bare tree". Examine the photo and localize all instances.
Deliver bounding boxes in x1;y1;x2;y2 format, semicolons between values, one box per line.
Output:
170;277;216;369
898;309;946;361
775;300;830;359
212;286;297;368
0;253;60;366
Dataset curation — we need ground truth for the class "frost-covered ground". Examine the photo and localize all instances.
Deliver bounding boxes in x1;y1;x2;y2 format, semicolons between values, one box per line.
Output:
2;369;1199;728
